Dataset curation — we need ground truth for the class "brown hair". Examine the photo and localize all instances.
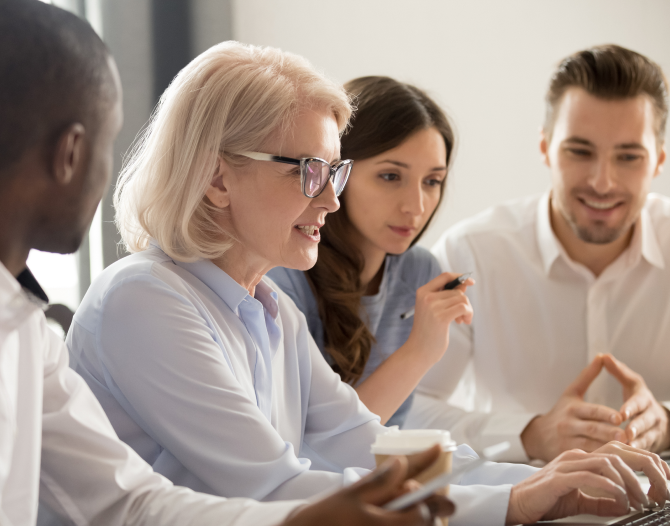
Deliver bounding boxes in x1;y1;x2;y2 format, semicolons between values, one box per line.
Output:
545;44;668;145
305;76;455;385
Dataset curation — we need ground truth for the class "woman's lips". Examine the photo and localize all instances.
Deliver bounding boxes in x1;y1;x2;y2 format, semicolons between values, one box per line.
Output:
294;224;321;241
389;225;416;237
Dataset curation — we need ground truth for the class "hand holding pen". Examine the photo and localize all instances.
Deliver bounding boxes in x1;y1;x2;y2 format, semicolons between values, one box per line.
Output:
401;272;473;319
401;272;474;367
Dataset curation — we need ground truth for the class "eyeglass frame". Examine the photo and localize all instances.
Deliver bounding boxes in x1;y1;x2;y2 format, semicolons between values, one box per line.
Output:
232;151;353;198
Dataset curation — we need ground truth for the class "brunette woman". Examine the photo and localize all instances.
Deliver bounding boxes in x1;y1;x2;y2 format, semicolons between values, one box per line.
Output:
268;76;473;427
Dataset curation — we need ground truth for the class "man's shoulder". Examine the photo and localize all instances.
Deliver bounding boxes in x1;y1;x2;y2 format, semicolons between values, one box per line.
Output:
645;193;670;244
646;193;670;221
442;193;543;244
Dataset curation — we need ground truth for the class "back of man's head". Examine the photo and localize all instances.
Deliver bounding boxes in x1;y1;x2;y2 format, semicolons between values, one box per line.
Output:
545;44;669;146
0;0;114;175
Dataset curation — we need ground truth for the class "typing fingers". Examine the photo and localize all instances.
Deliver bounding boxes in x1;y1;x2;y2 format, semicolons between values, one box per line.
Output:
555;470;630;512
594;442;670;505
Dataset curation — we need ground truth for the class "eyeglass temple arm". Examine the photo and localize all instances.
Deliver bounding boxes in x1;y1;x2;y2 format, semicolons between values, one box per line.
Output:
237;151;300;166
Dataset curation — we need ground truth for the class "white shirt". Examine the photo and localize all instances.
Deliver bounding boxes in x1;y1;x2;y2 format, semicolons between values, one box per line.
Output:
0;261;303;526
68;244;537;526
407;191;670;463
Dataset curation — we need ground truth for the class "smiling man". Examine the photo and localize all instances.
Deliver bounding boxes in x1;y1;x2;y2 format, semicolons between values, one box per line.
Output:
407;44;670;463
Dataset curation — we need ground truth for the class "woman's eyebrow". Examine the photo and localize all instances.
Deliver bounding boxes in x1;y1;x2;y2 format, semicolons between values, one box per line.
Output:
375;159;447;172
375;159;409;168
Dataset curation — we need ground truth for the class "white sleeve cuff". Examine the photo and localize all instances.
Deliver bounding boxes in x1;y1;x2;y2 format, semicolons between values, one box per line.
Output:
449;484;512;526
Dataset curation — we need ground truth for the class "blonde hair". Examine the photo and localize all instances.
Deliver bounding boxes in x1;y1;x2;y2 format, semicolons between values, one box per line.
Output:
114;41;352;261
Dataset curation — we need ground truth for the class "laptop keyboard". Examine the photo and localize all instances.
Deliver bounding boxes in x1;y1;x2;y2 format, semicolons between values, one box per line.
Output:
615;504;670;525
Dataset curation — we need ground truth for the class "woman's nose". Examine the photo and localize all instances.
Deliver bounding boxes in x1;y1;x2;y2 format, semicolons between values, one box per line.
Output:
312;179;340;213
400;184;425;216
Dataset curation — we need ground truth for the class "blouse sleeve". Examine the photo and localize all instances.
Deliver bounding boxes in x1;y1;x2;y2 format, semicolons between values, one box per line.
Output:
95;273;349;502
39;314;303;526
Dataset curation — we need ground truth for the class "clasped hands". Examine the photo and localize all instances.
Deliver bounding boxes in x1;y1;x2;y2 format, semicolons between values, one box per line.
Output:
522;353;670;461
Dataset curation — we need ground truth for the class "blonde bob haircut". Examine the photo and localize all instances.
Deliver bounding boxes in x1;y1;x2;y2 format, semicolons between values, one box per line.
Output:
114;41;352;261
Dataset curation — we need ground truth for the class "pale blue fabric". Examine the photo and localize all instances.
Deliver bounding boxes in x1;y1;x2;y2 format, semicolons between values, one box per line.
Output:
267;245;442;427
67;243;538;524
67;243;380;502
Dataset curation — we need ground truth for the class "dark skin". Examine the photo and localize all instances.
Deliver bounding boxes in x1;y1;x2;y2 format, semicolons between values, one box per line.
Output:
285;445;454;526
0;56;123;278
0;54;454;525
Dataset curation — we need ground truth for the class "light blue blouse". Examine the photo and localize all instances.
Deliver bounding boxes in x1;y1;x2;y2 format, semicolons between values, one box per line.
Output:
267;246;442;427
67;243;537;525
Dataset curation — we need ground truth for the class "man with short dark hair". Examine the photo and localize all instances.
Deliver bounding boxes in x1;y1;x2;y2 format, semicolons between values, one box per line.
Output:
408;44;670;463
0;1;454;524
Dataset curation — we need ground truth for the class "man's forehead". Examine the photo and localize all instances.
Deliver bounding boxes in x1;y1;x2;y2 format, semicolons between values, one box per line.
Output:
552;87;657;146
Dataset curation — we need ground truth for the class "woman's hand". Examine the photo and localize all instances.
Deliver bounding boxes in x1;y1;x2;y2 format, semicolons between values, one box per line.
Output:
284;445;454;526
354;271;474;423
592;441;670;506
407;272;474;365
506;448;649;525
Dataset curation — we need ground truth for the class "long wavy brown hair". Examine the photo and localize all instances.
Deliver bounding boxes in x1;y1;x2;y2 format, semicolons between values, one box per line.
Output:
305;76;456;385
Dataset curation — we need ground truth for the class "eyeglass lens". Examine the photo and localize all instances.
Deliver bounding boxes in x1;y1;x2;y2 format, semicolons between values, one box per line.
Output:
332;163;351;196
303;160;352;197
304;160;331;197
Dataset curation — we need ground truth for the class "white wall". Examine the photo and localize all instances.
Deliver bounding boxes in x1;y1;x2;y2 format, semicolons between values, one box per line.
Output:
233;0;670;248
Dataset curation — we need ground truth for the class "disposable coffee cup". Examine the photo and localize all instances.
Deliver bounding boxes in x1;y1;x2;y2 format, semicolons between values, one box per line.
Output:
371;427;457;526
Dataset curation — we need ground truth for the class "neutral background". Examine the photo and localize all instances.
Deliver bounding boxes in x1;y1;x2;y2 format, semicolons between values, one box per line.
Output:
234;0;670;248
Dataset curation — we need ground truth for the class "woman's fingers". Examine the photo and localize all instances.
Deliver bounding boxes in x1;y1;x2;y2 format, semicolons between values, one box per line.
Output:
556;471;630;511
554;456;645;510
596;442;670;504
571;493;631;518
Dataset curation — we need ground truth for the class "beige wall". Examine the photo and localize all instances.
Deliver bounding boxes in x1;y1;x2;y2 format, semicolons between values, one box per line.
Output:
233;0;670;248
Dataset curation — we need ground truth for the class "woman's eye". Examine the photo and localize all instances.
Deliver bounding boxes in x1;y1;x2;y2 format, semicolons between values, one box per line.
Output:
380;173;400;181
425;178;443;187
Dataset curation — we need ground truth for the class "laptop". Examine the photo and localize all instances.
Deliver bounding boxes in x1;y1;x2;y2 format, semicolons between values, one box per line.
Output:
529;503;670;525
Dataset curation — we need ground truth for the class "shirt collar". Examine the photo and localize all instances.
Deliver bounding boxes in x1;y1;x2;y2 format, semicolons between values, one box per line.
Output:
0;262;44;333
175;257;250;315
536;191;561;275
536;191;666;275
17;268;49;303
166;248;280;319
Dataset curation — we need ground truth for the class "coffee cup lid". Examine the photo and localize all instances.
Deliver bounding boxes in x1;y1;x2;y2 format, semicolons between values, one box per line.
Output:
370;426;457;455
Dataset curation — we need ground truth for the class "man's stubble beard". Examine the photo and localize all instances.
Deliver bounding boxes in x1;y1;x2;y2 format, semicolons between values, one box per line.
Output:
562;193;635;245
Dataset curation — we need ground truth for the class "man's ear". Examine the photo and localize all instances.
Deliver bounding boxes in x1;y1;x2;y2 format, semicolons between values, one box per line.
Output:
654;146;666;178
53;123;86;186
539;128;551;168
206;156;231;209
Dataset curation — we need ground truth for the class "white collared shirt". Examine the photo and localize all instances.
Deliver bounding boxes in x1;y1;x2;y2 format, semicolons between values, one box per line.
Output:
407;191;670;462
0;260;308;526
68;244;538;526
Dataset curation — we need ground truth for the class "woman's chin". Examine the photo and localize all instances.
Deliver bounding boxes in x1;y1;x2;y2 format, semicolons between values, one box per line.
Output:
278;254;318;272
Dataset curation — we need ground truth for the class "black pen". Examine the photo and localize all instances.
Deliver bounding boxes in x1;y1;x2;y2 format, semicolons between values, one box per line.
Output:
400;272;473;320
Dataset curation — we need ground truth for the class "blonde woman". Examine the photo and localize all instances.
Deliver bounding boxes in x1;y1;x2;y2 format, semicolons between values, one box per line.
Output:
68;42;669;525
